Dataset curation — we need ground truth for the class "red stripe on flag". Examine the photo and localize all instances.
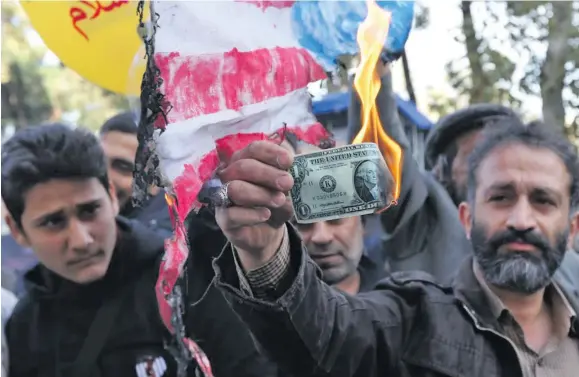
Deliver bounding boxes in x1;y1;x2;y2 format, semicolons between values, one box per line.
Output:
171;122;330;223
235;1;296;10
155;47;326;124
172;151;220;224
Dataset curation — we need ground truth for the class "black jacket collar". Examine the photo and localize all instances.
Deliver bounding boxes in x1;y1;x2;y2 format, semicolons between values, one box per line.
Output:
358;253;387;293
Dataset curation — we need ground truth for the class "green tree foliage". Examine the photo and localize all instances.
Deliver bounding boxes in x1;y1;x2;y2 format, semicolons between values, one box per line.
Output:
1;0;52;132
504;1;579;137
439;1;578;135
1;0;130;135
444;2;520;106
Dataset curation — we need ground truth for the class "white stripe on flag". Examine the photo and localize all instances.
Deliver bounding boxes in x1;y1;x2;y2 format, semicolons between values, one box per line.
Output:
157;88;317;182
154;1;299;55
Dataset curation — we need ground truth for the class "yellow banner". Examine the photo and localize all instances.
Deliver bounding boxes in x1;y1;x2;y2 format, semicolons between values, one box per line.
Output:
20;0;147;95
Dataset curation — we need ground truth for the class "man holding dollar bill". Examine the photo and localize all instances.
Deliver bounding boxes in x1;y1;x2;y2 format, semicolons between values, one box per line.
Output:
209;119;579;377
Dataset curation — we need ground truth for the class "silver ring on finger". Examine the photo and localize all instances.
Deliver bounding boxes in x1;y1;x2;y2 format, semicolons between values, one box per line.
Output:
212;181;233;208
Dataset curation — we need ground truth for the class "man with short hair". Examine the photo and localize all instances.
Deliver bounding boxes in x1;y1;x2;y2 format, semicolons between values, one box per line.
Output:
209;119;579;377
347;64;521;281
293;215;386;295
285;142;386;294
424;104;518;206
99;112;172;237
2;124;278;377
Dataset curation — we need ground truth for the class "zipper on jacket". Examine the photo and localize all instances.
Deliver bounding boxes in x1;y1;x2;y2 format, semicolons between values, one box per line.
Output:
461;303;511;342
460;303;524;376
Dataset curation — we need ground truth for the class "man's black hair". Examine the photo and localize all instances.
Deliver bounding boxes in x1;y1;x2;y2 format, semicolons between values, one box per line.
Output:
1;124;109;227
467;119;579;211
425;104;518;169
427;105;520;204
99;112;138;136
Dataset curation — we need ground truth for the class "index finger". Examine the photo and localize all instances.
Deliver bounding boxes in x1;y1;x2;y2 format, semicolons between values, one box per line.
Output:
229;141;294;170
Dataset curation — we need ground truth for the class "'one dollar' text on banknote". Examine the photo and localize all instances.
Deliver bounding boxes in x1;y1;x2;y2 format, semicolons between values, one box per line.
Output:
289;143;393;224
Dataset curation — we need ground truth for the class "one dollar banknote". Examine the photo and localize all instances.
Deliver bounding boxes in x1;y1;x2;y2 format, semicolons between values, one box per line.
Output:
289;143;393;224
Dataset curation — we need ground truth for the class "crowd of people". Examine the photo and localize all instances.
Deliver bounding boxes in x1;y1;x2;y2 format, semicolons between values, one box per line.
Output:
1;62;578;377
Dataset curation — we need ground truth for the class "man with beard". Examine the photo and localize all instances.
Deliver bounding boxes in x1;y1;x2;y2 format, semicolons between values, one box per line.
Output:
346;63;528;281
208;119;579;377
99;112;172;237
293;214;386;295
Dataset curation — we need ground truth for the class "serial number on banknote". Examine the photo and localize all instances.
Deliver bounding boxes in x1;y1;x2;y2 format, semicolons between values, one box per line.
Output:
289;143;392;224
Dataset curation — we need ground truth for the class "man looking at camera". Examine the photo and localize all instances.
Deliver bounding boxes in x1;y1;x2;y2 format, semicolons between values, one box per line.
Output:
2;124;280;377
208;119;579;376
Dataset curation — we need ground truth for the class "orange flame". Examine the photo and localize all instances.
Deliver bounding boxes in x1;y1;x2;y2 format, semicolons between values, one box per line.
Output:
165;193;175;208
352;0;404;205
164;192;179;229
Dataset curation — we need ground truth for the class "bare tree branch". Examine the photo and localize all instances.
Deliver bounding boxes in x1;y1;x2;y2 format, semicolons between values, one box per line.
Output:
541;1;574;132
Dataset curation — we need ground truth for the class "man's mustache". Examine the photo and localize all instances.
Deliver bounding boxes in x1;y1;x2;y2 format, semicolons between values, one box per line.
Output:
308;244;343;258
487;228;550;253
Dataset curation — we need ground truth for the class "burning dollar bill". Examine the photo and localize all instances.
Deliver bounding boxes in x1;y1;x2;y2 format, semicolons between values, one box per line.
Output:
289;143;393;224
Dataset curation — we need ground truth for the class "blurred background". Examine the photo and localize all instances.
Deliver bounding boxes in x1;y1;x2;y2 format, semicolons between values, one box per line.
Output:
2;1;577;140
1;0;132;137
1;0;578;296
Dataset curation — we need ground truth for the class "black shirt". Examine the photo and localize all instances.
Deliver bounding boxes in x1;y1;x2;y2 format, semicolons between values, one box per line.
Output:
6;217;277;377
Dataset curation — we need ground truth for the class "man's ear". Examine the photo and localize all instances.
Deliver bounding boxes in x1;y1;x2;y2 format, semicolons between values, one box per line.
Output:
458;202;473;240
5;213;30;248
108;180;120;216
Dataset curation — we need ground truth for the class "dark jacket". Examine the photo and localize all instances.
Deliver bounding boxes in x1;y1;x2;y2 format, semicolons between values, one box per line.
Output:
6;217;277;377
185;213;387;375
213;225;579;377
358;253;388;293
123;191;173;239
348;75;472;283
6;217;170;377
184;216;280;377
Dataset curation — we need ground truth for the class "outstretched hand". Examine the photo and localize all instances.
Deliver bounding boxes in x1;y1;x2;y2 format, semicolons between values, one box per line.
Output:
215;141;294;270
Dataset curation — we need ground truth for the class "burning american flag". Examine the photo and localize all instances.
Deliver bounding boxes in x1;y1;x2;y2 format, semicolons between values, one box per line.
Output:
134;1;414;376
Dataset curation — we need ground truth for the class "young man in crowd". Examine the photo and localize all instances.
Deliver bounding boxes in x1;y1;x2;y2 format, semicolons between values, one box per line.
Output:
210;119;579;377
2;124;278;377
99;112;172;238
